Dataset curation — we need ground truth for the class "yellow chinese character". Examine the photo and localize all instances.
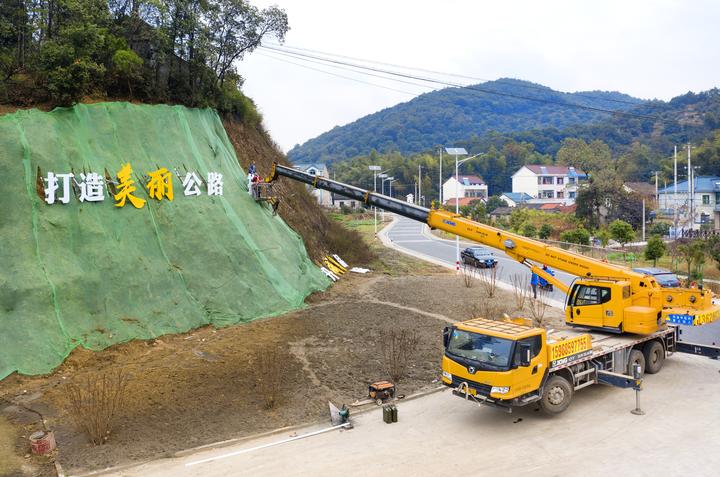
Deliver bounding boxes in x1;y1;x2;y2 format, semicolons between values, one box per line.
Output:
147;167;174;201
114;163;146;209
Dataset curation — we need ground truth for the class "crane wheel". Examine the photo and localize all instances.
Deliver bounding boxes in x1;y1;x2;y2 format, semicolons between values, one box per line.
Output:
627;349;646;377
540;375;573;414
643;341;665;374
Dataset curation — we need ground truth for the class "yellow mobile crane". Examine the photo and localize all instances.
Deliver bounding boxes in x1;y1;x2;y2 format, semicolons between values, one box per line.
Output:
266;163;720;413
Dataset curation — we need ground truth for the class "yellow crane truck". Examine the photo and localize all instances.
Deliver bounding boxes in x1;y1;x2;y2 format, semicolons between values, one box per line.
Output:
266;163;720;413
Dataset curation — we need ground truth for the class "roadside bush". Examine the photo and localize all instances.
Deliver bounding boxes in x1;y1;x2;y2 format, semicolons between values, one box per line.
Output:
381;329;420;382
255;348;284;409
66;369;129;445
560;227;590;246
538;223;553;240
522;223;537;238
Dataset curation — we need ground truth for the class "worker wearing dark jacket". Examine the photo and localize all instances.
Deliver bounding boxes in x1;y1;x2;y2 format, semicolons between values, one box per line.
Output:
530;271;539;299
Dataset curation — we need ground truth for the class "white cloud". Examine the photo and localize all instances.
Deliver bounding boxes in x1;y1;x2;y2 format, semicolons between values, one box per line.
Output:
239;0;720;152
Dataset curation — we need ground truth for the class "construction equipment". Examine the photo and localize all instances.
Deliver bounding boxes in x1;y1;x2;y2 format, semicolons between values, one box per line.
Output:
369;381;396;405
265;163;720;414
441;316;719;413
265;163;720;334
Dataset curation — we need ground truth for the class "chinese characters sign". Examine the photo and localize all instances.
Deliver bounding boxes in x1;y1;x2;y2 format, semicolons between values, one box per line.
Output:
43;164;223;209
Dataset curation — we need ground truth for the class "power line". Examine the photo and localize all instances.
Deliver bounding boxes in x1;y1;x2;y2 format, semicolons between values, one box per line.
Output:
264;42;645;108
255;52;422;96
260;45;661;122
256;49;437;93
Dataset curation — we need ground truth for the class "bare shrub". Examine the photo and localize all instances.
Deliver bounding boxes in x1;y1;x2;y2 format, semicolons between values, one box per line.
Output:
255;348;283;409
66;369;129;445
471;297;512;321
478;266;500;298
510;273;529;310
529;288;550;326
381;329;420;382
461;265;475;288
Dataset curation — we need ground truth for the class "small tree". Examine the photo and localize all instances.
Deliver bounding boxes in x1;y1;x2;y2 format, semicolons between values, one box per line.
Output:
596;227;611;247
538;223;553;240
112;49;143;99
677;239;706;283
560;227;590;246
522;222;537;238
609;219;635;260
644;235;666;266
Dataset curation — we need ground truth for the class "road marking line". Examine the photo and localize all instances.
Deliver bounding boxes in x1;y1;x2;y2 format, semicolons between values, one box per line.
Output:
185;423;351;467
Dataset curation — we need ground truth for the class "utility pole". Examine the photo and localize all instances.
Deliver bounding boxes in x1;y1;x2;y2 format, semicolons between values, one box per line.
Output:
642;199;646;242
687;144;693;229
369;165;381;236
439;148;443;205
674;145;678;237
418;165;422;207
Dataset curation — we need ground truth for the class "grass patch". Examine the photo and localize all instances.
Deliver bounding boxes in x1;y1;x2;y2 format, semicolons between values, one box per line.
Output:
330;213;446;276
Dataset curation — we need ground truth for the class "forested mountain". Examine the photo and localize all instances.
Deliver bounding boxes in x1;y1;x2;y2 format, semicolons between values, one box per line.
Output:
287;78;643;163
329;87;720;211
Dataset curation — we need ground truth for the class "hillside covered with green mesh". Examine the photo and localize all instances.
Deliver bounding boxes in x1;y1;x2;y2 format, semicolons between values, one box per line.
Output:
0;102;329;379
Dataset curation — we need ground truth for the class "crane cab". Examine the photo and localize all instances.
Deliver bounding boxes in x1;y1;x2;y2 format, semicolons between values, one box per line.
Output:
566;280;660;334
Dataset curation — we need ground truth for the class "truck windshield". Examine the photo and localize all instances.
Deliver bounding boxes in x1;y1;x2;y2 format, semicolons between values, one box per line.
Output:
446;329;514;369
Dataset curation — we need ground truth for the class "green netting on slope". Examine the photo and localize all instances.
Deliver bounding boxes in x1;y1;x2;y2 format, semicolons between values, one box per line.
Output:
0;102;329;379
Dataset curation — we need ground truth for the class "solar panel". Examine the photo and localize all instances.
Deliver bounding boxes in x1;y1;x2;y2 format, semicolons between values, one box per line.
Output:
445;147;468;155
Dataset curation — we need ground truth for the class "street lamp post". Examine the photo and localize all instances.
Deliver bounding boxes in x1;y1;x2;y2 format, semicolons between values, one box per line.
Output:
381;176;394;221
389;179;397;199
445;147;485;272
369;165;381;235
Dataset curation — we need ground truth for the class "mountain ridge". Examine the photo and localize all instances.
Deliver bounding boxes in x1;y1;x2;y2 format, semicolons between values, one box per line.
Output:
287;78;644;163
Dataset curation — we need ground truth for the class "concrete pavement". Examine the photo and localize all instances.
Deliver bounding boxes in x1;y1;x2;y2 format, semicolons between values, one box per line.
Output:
107;353;720;477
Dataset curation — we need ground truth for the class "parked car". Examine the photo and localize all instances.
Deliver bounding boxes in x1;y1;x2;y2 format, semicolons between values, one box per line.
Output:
632;267;681;288
461;247;497;268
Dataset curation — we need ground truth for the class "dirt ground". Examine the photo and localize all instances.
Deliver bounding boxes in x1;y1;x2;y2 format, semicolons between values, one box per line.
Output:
0;244;563;477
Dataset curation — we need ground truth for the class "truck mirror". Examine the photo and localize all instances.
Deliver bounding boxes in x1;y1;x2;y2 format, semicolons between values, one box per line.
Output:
443;327;451;348
520;343;532;367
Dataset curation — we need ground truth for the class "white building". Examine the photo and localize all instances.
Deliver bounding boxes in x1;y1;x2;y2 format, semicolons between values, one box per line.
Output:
658;176;720;229
442;175;488;204
511;165;586;204
292;163;333;207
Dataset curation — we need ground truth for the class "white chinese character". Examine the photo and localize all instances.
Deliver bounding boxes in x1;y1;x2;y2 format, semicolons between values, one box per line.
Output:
208;172;223;196
78;172;105;202
182;172;202;196
45;172;73;204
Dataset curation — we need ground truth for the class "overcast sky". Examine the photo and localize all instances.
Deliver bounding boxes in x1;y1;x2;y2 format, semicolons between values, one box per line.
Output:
238;0;720;152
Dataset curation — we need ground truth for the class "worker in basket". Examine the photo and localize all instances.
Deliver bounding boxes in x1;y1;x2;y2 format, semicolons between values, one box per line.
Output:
537;265;554;293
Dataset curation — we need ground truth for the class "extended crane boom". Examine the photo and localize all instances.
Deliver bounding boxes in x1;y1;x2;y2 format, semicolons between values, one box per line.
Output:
267;163;719;334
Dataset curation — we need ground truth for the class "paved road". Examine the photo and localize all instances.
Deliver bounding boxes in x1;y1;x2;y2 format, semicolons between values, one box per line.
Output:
110;353;720;477
383;214;574;305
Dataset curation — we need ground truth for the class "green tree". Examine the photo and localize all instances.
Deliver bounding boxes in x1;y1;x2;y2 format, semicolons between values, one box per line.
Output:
648;222;670;237
522;223;537;238
560;227;590;246
486;196;508;213
677;239;706;283
608;219;635;259
538;223;553;240
112;49;143;98
644;235;666;267
595;227;611;247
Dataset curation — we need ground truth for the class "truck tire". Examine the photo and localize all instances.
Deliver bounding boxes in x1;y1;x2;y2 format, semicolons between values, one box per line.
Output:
627;349;646;377
643;341;665;374
540;375;573;414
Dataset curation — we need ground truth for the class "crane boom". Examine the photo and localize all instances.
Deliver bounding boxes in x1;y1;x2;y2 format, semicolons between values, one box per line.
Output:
267;163;719;334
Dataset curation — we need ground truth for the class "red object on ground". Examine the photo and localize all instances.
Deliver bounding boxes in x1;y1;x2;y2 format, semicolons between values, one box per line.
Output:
29;431;56;455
